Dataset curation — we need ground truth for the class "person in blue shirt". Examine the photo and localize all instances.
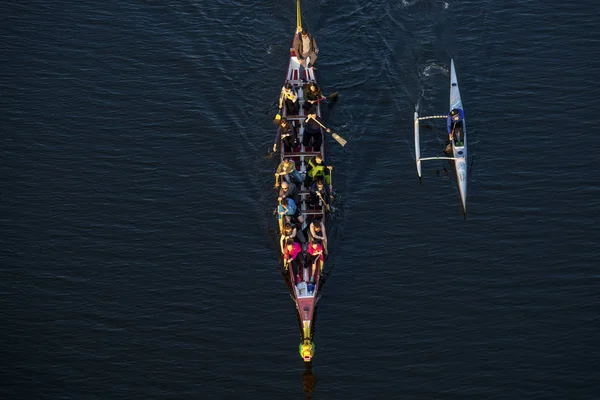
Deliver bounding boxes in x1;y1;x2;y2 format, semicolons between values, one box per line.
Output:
278;197;305;225
447;108;464;144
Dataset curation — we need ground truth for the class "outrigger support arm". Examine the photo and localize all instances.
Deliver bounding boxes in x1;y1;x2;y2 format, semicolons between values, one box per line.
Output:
419;156;457;161
417;115;447;121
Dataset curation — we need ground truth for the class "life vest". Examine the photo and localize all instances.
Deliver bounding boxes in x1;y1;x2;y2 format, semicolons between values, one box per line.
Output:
307;157;325;178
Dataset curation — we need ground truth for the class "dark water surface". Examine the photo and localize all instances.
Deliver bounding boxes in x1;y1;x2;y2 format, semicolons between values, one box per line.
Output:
3;0;599;398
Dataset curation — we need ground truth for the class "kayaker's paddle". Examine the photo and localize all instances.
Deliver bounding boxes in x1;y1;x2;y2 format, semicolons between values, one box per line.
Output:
306;116;347;147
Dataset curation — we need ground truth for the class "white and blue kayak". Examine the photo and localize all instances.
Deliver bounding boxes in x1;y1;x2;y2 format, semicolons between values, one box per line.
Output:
414;59;468;214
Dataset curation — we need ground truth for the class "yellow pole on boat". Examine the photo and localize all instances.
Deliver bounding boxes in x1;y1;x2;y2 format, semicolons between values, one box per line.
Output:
296;0;302;33
303;321;310;339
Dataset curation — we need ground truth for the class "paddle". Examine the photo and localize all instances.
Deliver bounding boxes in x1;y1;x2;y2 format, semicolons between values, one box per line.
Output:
327;165;333;196
273;91;284;124
306;116;347;147
277;199;284;233
324;92;339;102
326;165;336;214
315;190;331;212
449;120;456;141
310;92;339;105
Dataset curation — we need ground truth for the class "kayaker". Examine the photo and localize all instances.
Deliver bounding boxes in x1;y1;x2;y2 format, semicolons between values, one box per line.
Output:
275;158;303;187
283;238;304;283
306;239;324;283
309;179;331;209
304;154;331;187
448;108;464;143
273;118;298;153
302;106;328;151
303;82;325;111
279;83;299;115
293;29;319;68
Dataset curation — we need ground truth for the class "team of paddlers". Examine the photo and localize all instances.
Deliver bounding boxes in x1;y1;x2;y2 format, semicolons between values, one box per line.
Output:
274;152;331;285
272;30;333;285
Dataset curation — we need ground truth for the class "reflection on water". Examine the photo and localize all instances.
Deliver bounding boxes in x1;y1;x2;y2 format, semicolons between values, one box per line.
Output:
301;364;317;400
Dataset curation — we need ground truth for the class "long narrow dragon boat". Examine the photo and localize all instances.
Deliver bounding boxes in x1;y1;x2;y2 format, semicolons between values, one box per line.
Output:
414;59;468;214
275;0;329;363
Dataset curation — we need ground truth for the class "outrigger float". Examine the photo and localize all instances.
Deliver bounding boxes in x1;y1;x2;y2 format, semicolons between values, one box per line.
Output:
414;59;469;214
274;0;337;363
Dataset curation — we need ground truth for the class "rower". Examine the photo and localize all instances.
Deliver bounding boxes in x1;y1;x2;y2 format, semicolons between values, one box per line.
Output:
448;108;464;144
279;83;299;116
283;238;304;284
303;82;325;111
309;179;331;209
302;106;327;151
273;118;298;153
280;222;307;253
278;197;305;225
275;158;303;187
305;219;327;254
304;154;331;187
306;239;324;283
278;180;299;205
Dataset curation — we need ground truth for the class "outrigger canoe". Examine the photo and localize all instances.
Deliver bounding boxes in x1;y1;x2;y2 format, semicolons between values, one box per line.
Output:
414;59;468;214
275;0;329;363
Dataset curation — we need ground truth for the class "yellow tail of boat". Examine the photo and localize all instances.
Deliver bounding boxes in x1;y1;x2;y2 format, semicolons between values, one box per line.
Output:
296;0;302;33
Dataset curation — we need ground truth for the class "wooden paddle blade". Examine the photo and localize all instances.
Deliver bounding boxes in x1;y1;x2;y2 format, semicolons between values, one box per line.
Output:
327;92;339;101
332;133;347;147
273;114;281;125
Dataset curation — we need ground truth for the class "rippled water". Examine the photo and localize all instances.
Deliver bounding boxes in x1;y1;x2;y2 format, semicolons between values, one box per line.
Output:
3;0;599;398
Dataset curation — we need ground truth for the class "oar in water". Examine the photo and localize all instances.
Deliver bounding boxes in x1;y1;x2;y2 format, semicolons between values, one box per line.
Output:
306;116;347;147
315;191;331;212
327;165;334;198
326;165;336;213
313;92;339;104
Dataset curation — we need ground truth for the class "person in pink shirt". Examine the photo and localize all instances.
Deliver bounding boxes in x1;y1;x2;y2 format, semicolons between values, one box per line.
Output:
306;240;324;284
283;238;304;283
